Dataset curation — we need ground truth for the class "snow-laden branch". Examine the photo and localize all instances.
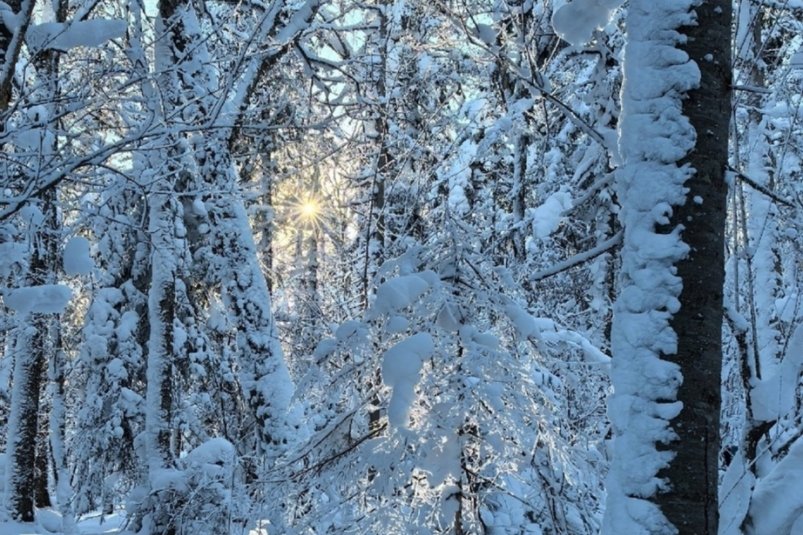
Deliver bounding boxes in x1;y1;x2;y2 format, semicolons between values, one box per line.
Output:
0;126;165;221
212;0;322;149
745;434;803;534
434;3;613;155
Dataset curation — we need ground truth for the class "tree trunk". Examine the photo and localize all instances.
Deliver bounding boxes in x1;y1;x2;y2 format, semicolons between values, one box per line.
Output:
604;1;731;533
5;189;60;521
656;1;731;532
5;320;46;521
0;0;35;112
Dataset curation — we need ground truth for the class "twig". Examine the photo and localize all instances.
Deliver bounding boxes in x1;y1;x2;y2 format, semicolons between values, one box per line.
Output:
531;231;623;283
728;166;797;209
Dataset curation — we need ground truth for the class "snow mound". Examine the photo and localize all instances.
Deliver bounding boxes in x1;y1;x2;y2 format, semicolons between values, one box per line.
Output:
367;273;432;320
36;508;62;533
531;189;572;239
184;437;236;479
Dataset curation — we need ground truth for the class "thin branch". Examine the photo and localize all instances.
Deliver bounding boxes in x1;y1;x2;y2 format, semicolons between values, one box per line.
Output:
728;166;798;209
531;230;623;283
731;84;772;94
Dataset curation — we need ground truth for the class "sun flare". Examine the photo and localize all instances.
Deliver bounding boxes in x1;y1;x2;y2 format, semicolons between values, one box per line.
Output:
300;199;319;220
295;195;322;227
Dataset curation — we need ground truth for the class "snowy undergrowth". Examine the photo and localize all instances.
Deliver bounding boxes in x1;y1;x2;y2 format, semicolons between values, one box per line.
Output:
274;234;609;534
1;438;271;534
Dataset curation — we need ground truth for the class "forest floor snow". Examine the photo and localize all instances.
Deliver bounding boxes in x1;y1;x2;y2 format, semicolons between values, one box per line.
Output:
0;512;270;535
0;511;128;535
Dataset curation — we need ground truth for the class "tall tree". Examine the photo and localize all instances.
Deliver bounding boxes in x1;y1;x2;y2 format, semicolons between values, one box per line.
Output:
602;0;731;533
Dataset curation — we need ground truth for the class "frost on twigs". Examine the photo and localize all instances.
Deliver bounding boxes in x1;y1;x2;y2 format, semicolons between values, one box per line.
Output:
603;0;700;533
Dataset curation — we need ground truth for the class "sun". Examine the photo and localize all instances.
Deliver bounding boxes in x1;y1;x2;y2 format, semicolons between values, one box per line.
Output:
300;198;319;220
295;194;322;228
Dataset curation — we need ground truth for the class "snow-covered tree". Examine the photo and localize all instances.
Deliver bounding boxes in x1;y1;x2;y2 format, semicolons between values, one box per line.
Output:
599;0;731;532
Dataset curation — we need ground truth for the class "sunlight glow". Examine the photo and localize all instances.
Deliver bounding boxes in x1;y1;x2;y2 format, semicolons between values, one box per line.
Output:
300;199;319;220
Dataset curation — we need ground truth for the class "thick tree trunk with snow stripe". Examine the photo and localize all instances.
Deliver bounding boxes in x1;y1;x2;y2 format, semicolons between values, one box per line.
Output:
656;1;731;532
604;0;730;533
195;144;295;455
4;191;60;521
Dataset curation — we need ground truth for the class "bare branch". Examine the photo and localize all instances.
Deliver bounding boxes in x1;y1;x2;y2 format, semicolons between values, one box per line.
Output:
531;230;623;283
728;166;798;209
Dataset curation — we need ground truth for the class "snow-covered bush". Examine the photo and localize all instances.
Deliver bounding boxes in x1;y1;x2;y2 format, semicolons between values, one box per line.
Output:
131;438;238;534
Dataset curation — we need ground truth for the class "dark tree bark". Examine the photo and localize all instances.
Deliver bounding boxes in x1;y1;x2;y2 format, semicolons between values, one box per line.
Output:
6;190;60;521
6;316;47;522
656;1;732;532
0;0;34;112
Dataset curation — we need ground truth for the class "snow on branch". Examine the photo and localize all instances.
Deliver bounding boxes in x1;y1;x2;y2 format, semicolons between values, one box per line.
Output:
26;19;125;53
552;0;624;47
727;166;799;210
4;284;73;314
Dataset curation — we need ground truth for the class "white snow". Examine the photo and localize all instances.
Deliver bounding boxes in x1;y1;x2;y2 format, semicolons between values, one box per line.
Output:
0;241;25;277
334;319;367;342
603;0;700;533
4;284;73;314
530;189;572;239
386;315;409;333
445;138;477;216
552;0;623;46
184;437;236;479
150;468;188;492
0;512;128;534
366;273;432;320
381;332;435;428
36;508;62;533
746;436;803;534
26;19;126;52
504;303;541;340
191;198;208;217
719;451;755;535
421;430;460;486
750;324;803;422
63;236;94;276
792;47;803;69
